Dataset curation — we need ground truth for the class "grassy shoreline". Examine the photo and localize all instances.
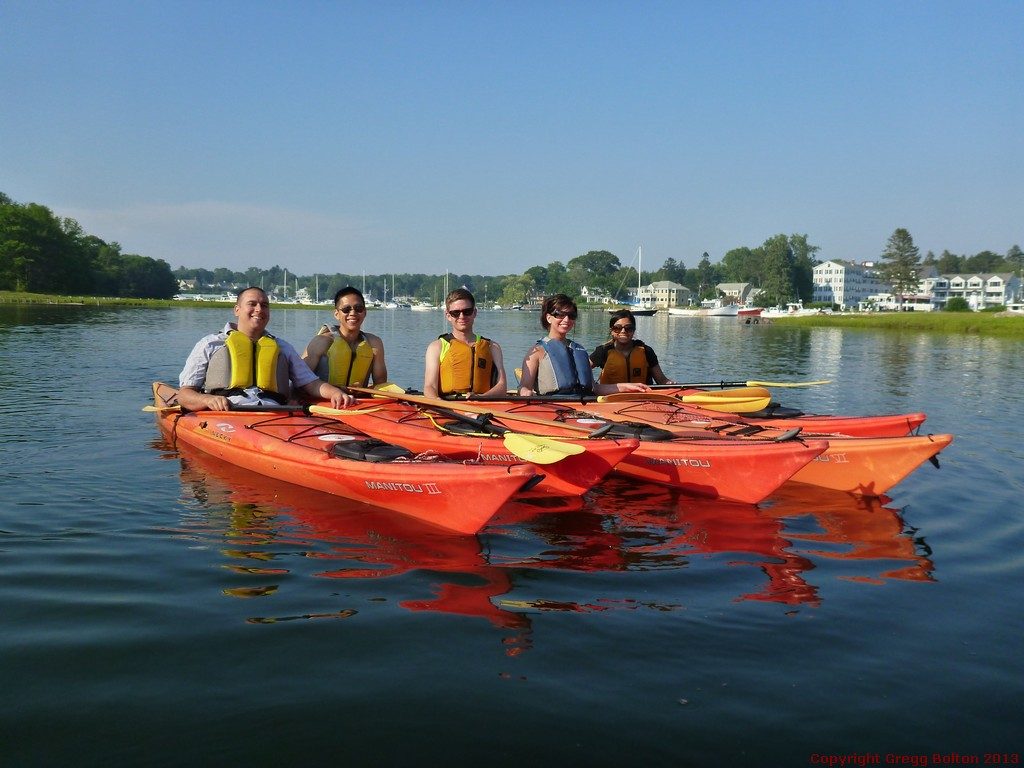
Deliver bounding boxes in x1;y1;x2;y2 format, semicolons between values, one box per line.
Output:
3;291;1023;338
776;311;1024;338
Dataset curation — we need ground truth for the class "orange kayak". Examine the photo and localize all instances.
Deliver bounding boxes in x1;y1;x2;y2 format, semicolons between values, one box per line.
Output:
342;391;828;504
471;398;952;497
151;383;539;535
312;402;639;497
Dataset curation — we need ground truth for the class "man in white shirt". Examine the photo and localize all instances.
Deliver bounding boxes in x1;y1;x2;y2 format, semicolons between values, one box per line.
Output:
178;287;355;411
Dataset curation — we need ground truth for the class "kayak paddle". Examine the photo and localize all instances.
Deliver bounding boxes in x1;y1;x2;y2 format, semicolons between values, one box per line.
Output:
310;402;587;463
651;379;832;389
598;387;773;413
345;386;602;436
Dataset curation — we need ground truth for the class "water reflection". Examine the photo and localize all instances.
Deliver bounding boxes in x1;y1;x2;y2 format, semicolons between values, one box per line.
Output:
159;437;936;647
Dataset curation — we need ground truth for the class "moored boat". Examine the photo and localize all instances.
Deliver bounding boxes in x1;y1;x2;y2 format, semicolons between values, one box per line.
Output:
762;301;828;318
608;245;658;316
667;301;739;317
668;306;701;317
150;383;539;535
700;300;740;317
608;305;657;316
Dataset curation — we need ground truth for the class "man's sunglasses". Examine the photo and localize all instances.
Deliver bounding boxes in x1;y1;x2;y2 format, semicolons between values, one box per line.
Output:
549;309;577;320
338;305;366;314
611;324;636;332
447;308;475;318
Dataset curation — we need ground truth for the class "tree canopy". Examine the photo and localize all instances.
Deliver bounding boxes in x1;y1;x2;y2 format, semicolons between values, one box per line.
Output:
1;193;177;298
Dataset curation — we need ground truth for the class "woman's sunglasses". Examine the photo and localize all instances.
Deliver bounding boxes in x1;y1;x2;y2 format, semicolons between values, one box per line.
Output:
549;309;577;320
611;324;636;333
338;305;366;315
447;308;475;318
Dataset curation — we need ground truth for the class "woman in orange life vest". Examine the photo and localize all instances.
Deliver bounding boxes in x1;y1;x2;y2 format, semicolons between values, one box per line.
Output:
302;286;388;388
424;288;508;398
589;309;675;386
518;295;651;396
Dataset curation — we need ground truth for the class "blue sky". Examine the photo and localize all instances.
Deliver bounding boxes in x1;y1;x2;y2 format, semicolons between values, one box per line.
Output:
1;1;1020;276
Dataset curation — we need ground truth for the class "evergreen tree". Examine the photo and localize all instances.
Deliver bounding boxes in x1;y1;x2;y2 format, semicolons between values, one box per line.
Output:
879;229;921;309
696;252;716;300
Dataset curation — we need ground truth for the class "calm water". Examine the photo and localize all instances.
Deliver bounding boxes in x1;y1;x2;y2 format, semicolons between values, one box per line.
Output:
1;304;1021;767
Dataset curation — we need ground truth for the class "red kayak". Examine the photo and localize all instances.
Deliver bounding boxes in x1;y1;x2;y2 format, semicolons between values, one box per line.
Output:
340;391;829;505
151;383;539;535
471;398;952;497
312;402;639;497
666;388;927;437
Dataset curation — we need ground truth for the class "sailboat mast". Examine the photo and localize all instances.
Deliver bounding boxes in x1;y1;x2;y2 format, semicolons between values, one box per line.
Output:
638;245;642;298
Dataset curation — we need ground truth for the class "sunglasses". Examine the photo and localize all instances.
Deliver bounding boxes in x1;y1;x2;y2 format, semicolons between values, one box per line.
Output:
447;307;475;318
338;305;366;315
611;324;636;332
549;309;577;320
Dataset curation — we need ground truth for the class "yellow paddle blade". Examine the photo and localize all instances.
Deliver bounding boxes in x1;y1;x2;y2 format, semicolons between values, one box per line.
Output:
142;404;182;413
502;433;584;464
683;396;771;414
373;382;406;394
678;386;772;413
684;385;772;400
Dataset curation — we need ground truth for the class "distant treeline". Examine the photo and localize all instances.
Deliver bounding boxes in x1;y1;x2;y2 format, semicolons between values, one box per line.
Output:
4;191;1019;305
166;236;1024;309
174;236;827;307
0;192;178;298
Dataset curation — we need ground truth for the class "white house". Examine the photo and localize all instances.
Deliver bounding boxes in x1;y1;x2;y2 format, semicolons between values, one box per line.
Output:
812;260;885;310
580;286;617;305
927;273;1020;310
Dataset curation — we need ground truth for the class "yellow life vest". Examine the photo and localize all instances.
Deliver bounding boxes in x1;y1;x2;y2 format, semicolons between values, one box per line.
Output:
205;331;290;401
598;341;650;385
317;333;375;387
438;334;497;395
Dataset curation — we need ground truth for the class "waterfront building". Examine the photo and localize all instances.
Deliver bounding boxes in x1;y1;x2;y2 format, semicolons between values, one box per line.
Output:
812;260;885;310
924;273;1020;310
636;280;691;308
580;286;617;305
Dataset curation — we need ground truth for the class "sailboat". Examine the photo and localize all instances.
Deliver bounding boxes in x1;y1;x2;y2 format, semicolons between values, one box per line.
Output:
609;245;658;316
